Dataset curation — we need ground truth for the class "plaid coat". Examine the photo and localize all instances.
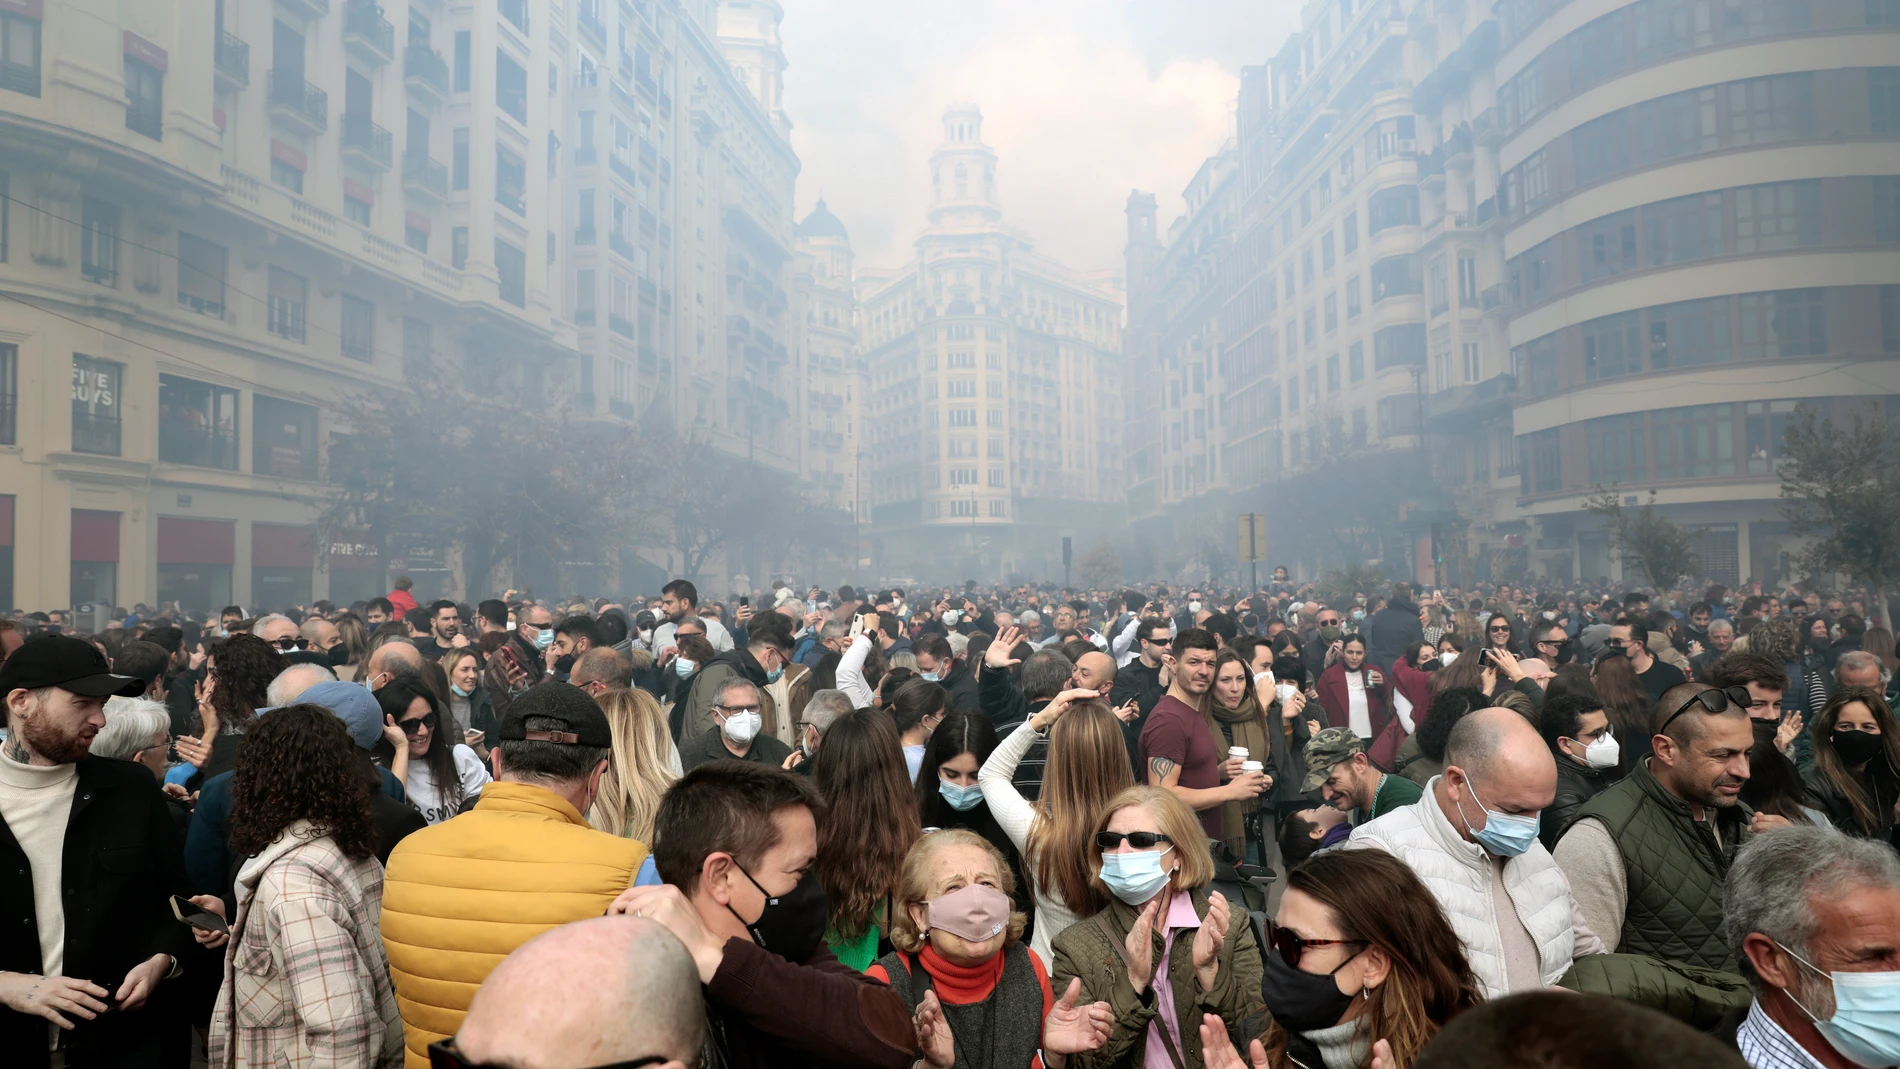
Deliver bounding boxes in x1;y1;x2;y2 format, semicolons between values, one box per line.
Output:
207;822;404;1069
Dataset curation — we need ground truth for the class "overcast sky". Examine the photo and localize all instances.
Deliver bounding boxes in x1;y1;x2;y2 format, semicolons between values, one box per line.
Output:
779;0;1298;276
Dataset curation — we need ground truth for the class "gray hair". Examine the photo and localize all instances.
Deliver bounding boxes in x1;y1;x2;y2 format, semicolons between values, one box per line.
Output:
820;621;848;642
1019;610;1042;625
1021;648;1073;703
253;613;294;635
804;689;854;733
93;697;171;761
1726;825;1900;996
713;676;761;709
267;662;338;707
1838;650;1882;679
1708;619;1734;635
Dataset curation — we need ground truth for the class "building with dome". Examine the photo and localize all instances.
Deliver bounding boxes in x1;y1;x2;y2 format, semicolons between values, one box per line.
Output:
795;198;867;522
855;105;1126;581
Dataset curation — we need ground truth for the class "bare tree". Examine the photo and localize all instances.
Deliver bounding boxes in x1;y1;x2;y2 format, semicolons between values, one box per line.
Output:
1584;487;1700;590
1780;404;1900;625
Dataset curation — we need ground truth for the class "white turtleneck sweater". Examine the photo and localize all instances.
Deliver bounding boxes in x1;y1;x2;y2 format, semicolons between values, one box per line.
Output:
0;756;79;980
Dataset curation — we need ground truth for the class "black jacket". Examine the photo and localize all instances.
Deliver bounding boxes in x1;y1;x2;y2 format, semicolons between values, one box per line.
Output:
0;757;195;1069
1363;600;1423;675
1803;762;1900;839
1541;756;1614;849
1109;657;1168;781
937;660;981;715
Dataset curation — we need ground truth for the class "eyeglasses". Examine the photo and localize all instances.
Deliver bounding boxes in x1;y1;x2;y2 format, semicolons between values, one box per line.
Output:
1488;624;1511;633
1268;921;1369;970
1095;831;1173;850
716;704;762;716
399;712;439;736
429;1039;675;1069
1317;618;1340;626
1604;637;1629;648
1656;685;1753;737
267;637;309;650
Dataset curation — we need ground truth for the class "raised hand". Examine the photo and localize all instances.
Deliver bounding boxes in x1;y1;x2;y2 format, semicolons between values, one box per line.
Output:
1125;895;1162;994
1042;977;1114;1057
382;715;408;751
987;626;1024;669
1199;1013;1271;1069
1192;891;1230;991
914;989;956;1068
1113;699;1140;724
1777;711;1803;755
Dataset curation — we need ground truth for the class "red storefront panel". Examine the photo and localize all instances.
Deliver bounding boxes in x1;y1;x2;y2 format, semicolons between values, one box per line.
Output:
70;510;120;562
157;517;235;565
251;523;316;568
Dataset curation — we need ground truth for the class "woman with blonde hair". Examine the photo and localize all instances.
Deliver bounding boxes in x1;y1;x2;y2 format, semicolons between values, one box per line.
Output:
867;830;1113;1069
589;687;680;842
1050;786;1264;1069
980;689;1135;962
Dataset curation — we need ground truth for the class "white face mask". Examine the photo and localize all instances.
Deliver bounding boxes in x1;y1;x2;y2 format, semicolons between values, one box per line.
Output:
720;710;762;746
1579;731;1620;769
1188;600;1203;614
1439;650;1457;665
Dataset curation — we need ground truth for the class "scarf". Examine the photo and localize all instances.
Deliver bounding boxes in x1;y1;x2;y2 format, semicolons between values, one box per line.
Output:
1207;699;1272;858
916;943;1007;1004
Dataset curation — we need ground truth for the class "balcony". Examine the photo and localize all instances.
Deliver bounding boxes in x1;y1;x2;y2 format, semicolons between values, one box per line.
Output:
278;0;330;18
498;0;528;35
343;1;395;65
1480;284;1506;316
574;224;595;246
609;231;634;261
268;70;328;135
402;153;447;200
403;45;448;104
609;314;633;337
1475;196;1496;227
214;30;249;91
341;115;393;171
1425;373;1516;432
1472;107;1501;147
73;413;121;456
160;424;239;471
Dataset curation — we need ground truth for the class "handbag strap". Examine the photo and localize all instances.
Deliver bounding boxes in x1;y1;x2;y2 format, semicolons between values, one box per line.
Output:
1090;910;1189;1069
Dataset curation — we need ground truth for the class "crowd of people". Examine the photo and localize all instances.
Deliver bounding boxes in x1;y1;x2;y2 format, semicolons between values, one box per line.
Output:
0;569;1897;1069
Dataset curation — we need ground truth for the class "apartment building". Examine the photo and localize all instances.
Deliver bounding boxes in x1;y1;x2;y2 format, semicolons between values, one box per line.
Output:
861;106;1125;580
0;0;572;613
794;199;867;522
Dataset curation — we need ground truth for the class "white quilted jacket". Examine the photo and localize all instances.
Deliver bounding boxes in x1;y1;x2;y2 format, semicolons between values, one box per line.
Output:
1347;779;1577;998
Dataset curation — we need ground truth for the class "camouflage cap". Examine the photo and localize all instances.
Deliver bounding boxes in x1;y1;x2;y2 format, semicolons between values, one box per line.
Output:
1301;726;1367;792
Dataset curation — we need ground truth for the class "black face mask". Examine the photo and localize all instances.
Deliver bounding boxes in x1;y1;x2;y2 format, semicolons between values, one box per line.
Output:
1260;948;1359;1034
1751;718;1780;752
553;653;576;675
327;642;352;668
1833;728;1885;767
730;864;828;963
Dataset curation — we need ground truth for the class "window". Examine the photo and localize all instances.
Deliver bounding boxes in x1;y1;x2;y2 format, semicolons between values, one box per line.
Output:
0;10;41;98
1346;276;1362;319
1511;239;1555;306
0;170;7;262
496;146;526;213
1517;334;1560;397
1370;255;1421;300
267;267;306;342
1739;289;1826;359
1377;395;1421;438
0;342;12;445
1458;255;1478;307
453;31;470;92
1876;68;1900;134
1582;312;1642;381
1287;378;1300;412
1734;180;1820;252
1324;293;1338;332
496;51;527;124
1463;342;1481;381
948;408;978;427
1342;211;1358;255
1653;403;1736;478
1306;367;1319;403
1886;286;1900;353
1531;428;1562;492
123;54;162;139
1878;177;1900;244
1302;249;1315;284
271;154;303;194
1349;342;1364;381
402;316;432;376
158;375;240;470
1326;354;1341;392
1572;109;1632;187
1648;296;1731;369
71;355;122;456
1428;255;1450;315
177;234;226;318
452;227;468;269
81;198;120;287
405;220;428;254
253;395;318;479
1633;86;1718;167
1729;73;1814;145
1588;414;1647;483
344;192;370;226
1746;400;1798;473
1373;324;1426;369
1321;232;1335;271
1367;186;1420;234
452;128;469;190
1577;210;1638;282
341;295;374;362
1303;307;1317;346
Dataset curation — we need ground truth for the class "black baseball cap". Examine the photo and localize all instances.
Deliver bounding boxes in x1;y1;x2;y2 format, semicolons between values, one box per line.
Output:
495;683;612;747
0;635;145;698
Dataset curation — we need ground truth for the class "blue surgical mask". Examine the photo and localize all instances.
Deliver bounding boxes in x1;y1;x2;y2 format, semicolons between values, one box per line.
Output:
532;628;554;650
1455;777;1542;858
675;657;698;677
450;683;471;698
766;666;784;684
921;671;942;682
1780;943;1900;1069
1098;847;1175;905
939;780;984;811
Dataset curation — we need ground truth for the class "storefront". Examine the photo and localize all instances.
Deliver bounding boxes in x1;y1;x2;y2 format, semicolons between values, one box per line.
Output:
70;509;120;608
157;516;234;615
326;530;382;606
252;523;316;611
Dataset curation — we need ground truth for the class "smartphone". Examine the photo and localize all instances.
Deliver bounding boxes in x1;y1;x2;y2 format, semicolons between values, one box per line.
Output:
739;596;749;607
170;894;229;936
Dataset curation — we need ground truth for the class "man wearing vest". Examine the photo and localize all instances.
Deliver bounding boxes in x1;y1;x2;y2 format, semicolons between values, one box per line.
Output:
1554;682;1787;973
380;684;649;1069
1348;706;1604;999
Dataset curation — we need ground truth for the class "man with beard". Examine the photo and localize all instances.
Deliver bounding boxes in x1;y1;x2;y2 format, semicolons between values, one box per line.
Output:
1554;682;1788;971
0;636;194;1068
1689;618;1734;681
1141;628;1268;840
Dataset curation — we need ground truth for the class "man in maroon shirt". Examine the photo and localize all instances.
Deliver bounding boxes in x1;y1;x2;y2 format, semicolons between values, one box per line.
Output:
1140;628;1270;839
609;764;914;1069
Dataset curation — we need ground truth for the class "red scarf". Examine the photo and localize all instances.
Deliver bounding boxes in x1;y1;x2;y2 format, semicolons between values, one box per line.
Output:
915;943;1005;1004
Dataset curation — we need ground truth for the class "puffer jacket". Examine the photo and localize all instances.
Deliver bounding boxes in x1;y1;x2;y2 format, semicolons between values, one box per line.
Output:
1050;888;1265;1069
1348;781;1580;999
380;782;648;1068
1559;953;1750;1029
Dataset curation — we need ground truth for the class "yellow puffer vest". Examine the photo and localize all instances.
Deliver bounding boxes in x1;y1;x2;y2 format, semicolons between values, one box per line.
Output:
379;781;648;1069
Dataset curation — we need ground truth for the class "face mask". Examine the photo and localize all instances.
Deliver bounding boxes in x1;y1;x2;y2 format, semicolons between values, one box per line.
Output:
721;710;762;746
924;882;1010;943
766;661;784;684
1319;625;1343;644
1779;943;1900;1069
800;728;818;759
506;621;517;631
920;671;942;683
1580;731;1620;770
1752;718;1781;752
327;643;352;667
1439;651;1457;665
554;653;576;675
731;864;828;963
1455;777;1542;858
532;628;554;650
942;610;960;626
1350;609;1365;622
675;657;698;677
1098;847;1175;905
939;779;984;811
1834;728;1885;767
1188;600;1203;614
362;671;386;694
1260;947;1359;1033
450;683;472;698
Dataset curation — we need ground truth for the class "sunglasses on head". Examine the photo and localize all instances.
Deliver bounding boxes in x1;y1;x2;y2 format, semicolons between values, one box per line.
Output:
1267;920;1368;971
429;1039;675;1069
399;712;439;736
1656;685;1753;737
1096;831;1172;850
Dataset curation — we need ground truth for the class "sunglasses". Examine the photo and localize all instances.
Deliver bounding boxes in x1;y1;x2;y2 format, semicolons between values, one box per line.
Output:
1317;619;1340;626
399;712;439;736
1657;685;1753;737
267;637;309;650
429;1039;674;1069
1268;920;1368;971
1095;831;1173;850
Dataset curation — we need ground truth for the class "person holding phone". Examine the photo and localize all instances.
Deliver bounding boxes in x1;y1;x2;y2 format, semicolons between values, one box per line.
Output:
1315;635;1389;742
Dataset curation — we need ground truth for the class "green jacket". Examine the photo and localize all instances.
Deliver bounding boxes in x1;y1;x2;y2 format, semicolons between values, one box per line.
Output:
1559;953;1751;1029
1568;760;1753;972
1050;888;1264;1069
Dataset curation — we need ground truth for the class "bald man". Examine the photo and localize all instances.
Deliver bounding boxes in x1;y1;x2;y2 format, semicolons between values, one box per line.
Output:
363;639;422;693
452;917;702;1069
1348;705;1602;998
